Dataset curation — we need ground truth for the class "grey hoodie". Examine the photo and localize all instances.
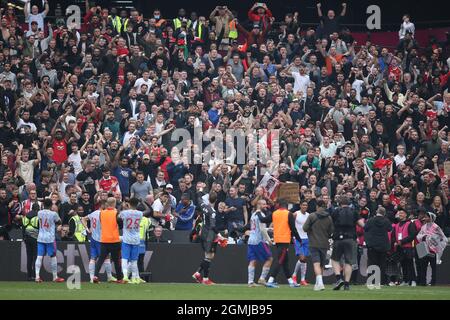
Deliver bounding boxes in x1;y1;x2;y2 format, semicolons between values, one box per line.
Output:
303;209;334;249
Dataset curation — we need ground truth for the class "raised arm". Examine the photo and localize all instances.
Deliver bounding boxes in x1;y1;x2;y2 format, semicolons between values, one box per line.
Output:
24;0;29;18
316;2;323;17
340;3;347;17
209;6;218;21
43;0;50;17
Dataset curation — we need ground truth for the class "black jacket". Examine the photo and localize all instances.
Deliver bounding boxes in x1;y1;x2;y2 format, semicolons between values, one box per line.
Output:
364;215;392;252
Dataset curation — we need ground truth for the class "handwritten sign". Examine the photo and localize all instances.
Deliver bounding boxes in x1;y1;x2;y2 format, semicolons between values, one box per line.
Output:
276;183;300;204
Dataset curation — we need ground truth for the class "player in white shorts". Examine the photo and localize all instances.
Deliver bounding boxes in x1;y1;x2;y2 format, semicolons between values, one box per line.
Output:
82;200;117;283
35;199;64;283
118;198;143;284
292;201;310;285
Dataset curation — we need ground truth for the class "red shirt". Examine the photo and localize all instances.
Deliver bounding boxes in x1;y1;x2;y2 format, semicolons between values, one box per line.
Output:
388;66;402;82
426;110;438;121
117;67;125;86
160;156;172;181
99;176;119;193
52;139;68;164
117;46;129;57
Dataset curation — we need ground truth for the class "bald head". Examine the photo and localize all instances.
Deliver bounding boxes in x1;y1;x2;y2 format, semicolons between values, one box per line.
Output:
106;197;116;208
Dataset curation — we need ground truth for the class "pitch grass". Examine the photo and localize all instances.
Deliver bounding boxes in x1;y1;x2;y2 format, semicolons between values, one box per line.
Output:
1;282;450;300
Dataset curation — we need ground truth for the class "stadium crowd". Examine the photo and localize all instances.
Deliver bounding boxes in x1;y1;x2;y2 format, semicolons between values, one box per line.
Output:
0;0;449;286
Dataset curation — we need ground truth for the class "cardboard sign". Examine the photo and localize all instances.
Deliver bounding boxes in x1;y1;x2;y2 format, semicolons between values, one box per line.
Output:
276;182;300;204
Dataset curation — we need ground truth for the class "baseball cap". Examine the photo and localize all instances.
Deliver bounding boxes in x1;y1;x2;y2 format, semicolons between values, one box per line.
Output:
143;154;150;160
252;23;260;29
52;99;60;104
165;184;174;190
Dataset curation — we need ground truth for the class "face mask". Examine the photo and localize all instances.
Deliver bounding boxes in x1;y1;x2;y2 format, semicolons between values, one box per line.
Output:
154;15;160;19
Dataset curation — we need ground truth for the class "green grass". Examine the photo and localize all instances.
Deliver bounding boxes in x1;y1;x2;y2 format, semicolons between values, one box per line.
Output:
1;282;450;300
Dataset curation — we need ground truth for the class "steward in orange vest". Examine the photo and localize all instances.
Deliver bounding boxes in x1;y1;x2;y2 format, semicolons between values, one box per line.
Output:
260;199;301;287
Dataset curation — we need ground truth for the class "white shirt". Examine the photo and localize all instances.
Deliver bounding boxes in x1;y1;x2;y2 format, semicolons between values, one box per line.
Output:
152;198;163;212
68;152;82;175
134;78;153;95
352;79;365;102
320;143;338;159
119;209;143;245
122;130;138;145
16;119;37;133
394;154;406;167
18;160;35;184
129;99;138;118
295;211;309;240
28;12;46;31
292;72;310;96
399;21;415;39
37;209;60;243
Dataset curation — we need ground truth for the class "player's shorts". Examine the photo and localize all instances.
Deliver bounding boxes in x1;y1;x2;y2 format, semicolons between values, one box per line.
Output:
138;240;146;254
294;238;310;257
331;239;356;265
247;242;272;262
90;239;101;259
37;241;56;257
122;242;140;261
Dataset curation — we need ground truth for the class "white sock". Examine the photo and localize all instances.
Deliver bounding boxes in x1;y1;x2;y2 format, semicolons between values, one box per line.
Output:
293;261;301;278
104;259;112;279
131;261;139;280
122;259;128;278
260;266;270;280
248;265;255;284
268;276;274;283
316;275;323;286
89;260;95;281
300;262;307;281
35;256;43;279
51;256;58;280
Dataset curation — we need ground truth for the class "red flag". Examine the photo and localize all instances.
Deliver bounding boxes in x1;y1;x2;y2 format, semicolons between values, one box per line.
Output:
374;159;392;169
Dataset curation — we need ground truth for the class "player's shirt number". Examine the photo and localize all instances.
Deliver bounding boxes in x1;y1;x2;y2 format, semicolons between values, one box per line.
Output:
126;218;140;230
39;218;50;229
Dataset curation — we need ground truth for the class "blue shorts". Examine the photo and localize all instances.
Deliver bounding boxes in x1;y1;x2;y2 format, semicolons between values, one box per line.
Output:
247;242;272;262
294;239;310;257
90;239;101;259
138;240;146;254
37;242;56;257
122;242;139;261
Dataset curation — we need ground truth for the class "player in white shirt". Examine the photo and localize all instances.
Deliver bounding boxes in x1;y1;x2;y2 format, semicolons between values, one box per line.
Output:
82;201;116;283
118;198;143;284
247;199;273;287
292;201;310;286
35;199;64;283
